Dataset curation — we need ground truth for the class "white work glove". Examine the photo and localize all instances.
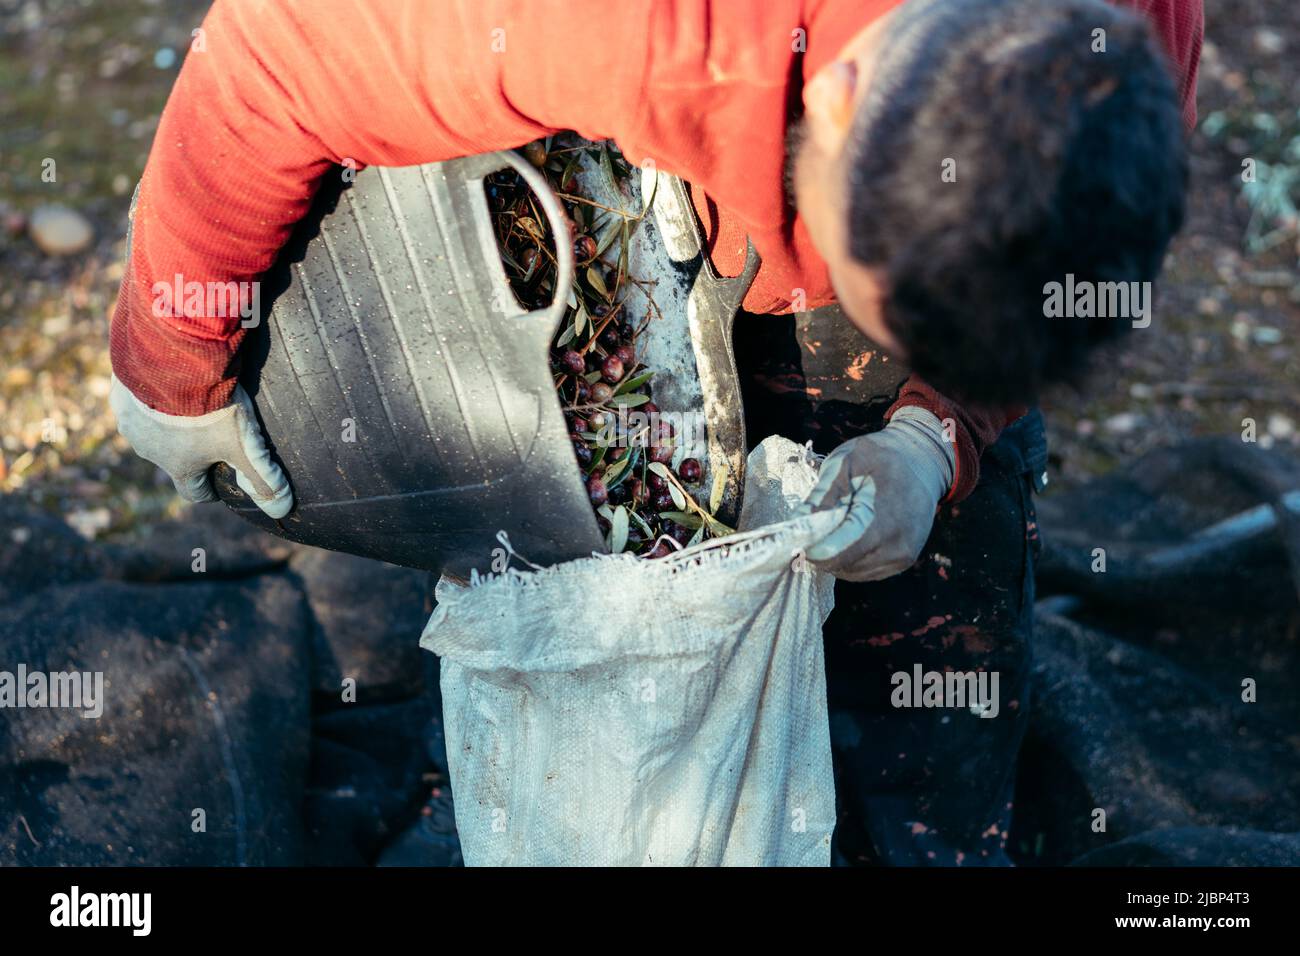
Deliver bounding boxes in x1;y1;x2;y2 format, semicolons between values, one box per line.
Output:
110;376;294;519
796;406;954;582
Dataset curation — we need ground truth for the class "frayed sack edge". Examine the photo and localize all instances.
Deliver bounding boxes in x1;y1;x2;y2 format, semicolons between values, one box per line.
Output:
420;507;844;666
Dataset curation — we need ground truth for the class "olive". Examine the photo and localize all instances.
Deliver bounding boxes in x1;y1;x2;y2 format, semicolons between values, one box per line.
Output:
601;354;624;384
574;234;598;262
523;141;547;167
560;349;585;375
520;244;540;272
678;458;702;483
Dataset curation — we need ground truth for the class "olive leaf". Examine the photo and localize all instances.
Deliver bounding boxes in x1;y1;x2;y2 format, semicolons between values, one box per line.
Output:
660;511;703;529
596;218;622;258
647;462;672;480
574;301;589;336
628;508;654;538
583;370;603;383
618;219;630;286
603;455;630;483
611;393;649;407
606;446;639;490
599;142;621;196
586;265;608;300
704;514;735;536
614;369;654;395
709;460;728;513
668;482;687;511
687;525;705;547
556;323;577;347
499;247;524;272
596;503;614;521
610;505;629;553
561;155;581;190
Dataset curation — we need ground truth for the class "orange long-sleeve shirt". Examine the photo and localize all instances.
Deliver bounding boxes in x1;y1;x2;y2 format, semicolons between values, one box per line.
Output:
110;0;1202;500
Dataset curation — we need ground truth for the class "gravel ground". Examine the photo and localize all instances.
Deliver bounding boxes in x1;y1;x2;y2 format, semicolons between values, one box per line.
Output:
1;0;1297;540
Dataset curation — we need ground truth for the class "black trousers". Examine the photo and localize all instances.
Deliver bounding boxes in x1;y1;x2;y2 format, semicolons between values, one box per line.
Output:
734;308;1047;866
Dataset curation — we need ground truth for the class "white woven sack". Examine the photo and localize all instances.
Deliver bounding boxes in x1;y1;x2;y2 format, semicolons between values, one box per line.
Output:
421;436;839;866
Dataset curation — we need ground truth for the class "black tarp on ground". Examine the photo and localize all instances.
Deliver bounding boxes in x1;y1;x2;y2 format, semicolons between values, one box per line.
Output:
5;436;1300;866
0;500;453;866
1015;438;1300;865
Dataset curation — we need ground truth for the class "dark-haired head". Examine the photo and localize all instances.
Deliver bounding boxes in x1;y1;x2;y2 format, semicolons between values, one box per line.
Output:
791;0;1187;404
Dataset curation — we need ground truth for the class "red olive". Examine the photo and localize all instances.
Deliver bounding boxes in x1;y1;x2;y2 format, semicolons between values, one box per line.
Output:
574;234;598;262
560;350;585;375
601;354;624;384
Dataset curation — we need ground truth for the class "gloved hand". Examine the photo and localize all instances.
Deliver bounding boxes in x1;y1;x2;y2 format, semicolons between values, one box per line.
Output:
796;407;954;582
110;376;294;519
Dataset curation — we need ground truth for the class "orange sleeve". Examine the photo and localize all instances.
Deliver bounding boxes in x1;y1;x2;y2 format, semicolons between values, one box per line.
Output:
111;0;652;414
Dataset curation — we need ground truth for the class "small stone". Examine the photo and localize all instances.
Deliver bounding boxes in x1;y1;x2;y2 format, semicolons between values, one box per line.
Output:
29;205;94;256
1266;414;1295;441
1104;412;1142;435
1254;27;1285;54
66;507;112;540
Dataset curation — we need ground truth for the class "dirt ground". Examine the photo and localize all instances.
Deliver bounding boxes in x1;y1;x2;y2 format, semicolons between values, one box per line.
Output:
1;0;1297;538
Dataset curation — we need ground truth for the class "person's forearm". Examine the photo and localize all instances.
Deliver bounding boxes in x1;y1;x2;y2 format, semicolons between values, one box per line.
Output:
110;0;649;415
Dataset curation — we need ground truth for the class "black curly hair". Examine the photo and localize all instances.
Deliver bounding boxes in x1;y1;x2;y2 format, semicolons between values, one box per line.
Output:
846;0;1188;405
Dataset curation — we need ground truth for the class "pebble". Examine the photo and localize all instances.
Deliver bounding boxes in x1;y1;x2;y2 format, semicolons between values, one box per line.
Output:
1255;28;1285;55
66;507;112;540
1104;412;1143;435
1267;414;1295;441
29;205;94;256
